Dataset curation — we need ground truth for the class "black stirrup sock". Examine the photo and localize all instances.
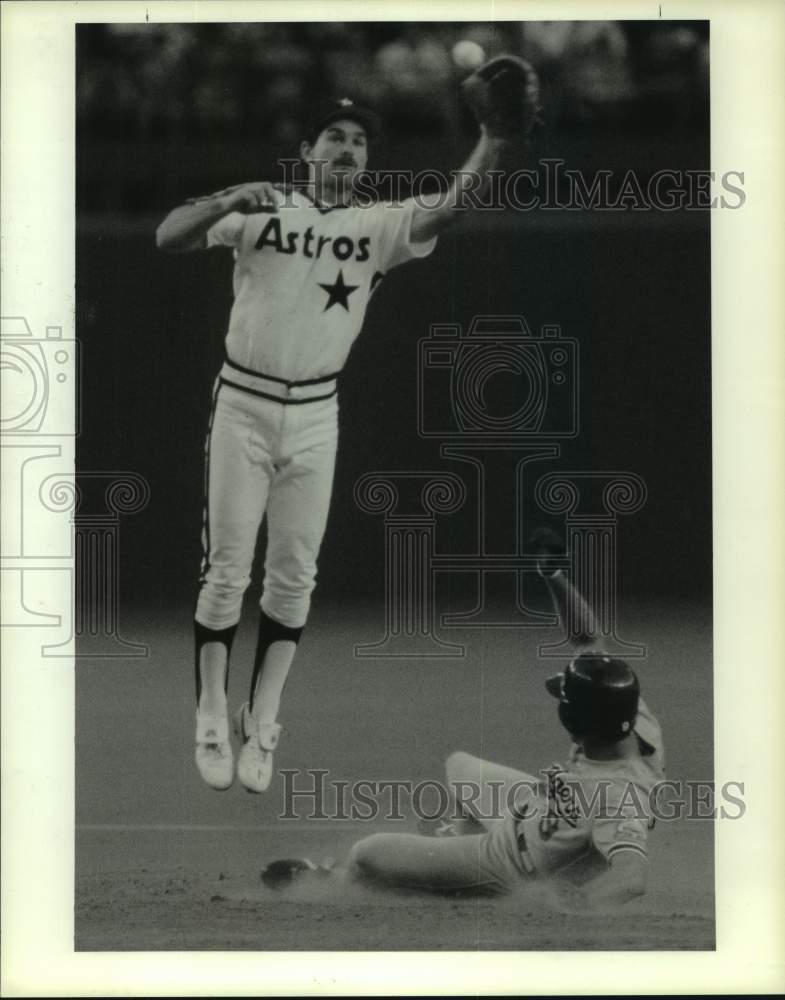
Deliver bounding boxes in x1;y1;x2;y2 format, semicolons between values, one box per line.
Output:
249;610;303;710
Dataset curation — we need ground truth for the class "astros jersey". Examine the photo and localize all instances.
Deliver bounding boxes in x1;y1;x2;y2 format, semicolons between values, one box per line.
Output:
206;189;437;382
487;698;665;879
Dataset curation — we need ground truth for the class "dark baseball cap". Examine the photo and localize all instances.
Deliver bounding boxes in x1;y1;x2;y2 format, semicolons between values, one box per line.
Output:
305;98;381;142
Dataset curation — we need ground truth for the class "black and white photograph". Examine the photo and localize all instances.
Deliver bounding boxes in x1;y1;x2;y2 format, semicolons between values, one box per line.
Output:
2;1;784;995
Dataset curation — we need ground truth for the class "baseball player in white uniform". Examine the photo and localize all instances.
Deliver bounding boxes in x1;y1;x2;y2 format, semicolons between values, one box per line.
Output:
262;531;664;909
156;78;527;793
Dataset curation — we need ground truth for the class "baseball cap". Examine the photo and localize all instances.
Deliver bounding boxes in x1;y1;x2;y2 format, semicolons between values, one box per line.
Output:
305;98;381;142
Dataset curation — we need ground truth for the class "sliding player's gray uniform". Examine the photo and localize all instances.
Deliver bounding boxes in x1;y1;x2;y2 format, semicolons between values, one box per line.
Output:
350;699;664;893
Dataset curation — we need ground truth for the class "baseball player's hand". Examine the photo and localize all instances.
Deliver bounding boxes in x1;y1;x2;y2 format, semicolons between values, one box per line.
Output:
462;55;543;141
528;526;565;579
186;182;279;214
223;182;280;214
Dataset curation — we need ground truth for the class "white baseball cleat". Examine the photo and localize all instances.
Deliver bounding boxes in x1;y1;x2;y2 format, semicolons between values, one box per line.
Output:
195;711;234;791
234;702;281;794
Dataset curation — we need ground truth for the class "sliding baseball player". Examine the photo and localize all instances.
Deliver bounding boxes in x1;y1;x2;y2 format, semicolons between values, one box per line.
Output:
262;530;665;910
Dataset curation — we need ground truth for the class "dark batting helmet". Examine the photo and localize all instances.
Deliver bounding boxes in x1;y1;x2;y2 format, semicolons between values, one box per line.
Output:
545;653;640;743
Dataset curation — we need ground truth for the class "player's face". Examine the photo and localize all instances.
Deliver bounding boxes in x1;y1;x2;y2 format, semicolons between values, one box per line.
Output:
301;119;369;191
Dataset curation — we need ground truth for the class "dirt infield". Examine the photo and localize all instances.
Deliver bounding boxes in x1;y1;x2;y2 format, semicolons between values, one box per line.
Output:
76;824;713;951
76;603;714;951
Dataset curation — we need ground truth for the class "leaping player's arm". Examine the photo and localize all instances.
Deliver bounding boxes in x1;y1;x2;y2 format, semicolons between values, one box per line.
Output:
531;528;596;649
155;182;279;253
408;129;509;243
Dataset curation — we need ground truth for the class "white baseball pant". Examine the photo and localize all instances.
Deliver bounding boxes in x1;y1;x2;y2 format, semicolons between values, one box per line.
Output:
195;367;339;632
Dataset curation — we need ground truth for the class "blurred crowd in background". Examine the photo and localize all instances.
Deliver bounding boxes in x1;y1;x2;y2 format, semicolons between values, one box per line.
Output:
79;20;709;141
77;21;709;212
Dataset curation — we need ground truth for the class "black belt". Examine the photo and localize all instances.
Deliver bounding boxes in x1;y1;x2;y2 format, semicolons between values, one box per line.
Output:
220;357;340;404
224;356;342;388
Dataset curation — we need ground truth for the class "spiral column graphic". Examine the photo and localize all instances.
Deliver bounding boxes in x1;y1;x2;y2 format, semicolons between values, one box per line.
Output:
535;471;647;658
353;472;465;658
41;472;150;657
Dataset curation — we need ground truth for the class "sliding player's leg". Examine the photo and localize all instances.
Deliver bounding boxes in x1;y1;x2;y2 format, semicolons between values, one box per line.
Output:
347;831;508;895
436;752;539;834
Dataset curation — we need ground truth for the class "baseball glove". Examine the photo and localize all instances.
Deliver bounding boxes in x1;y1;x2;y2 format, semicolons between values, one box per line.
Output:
462;55;543;140
260;857;334;890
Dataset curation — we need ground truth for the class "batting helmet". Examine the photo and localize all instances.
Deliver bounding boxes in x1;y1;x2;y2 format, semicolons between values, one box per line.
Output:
545;653;639;743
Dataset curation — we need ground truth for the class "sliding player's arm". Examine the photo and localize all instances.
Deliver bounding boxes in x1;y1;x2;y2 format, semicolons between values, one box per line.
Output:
552;816;650;913
549;853;648;914
531;527;596;648
583;810;650;908
581;851;648;908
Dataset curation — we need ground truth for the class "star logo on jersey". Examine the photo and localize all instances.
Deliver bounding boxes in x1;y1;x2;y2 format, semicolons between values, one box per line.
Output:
318;269;359;312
